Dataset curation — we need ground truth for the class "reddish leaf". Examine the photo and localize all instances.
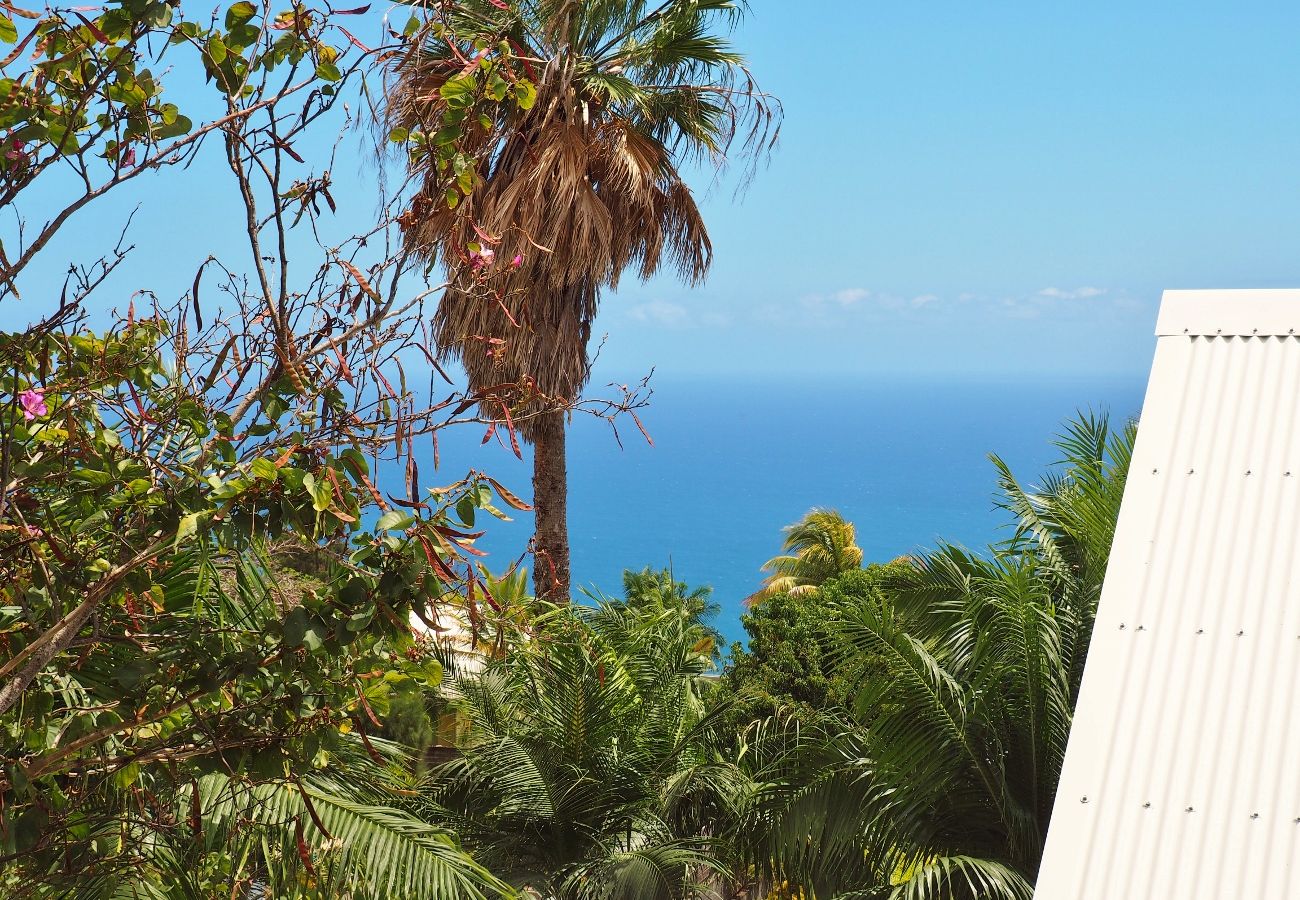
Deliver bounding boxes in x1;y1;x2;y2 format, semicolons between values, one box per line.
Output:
295;818;317;877
498;399;522;459
418;534;458;583
630;411;654;447
338;259;379;300
433;524;486;541
486;476;533;511
338;25;370;51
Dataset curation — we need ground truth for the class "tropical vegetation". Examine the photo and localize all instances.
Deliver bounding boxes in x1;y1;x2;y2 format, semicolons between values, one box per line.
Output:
2;0;1136;897
740;414;1133;898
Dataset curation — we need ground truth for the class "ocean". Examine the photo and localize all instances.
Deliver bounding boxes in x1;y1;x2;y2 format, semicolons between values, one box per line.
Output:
385;374;1148;645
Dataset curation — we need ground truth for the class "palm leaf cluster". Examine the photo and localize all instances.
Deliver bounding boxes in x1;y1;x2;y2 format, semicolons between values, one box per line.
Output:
411;597;748;899
752;508;865;602
743;414;1134;899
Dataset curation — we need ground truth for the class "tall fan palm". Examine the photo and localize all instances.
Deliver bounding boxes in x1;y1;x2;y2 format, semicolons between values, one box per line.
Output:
751;508;864;602
388;0;776;602
742;414;1135;899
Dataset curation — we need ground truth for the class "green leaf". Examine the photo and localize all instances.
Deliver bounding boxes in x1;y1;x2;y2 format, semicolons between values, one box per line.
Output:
376;510;415;532
226;0;257;28
315;61;342;83
513;79;537;110
456;495;475;527
0;15;17;44
157;113;192;139
175;511;201;547
283;607;309;646
143;2;172;27
310;476;333;512
206;35;227;64
251;458;279;481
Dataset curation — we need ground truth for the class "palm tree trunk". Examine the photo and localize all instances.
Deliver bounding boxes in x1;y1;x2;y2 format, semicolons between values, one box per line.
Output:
532;409;570;602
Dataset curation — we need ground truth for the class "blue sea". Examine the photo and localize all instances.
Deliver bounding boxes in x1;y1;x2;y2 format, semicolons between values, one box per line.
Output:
384;375;1147;645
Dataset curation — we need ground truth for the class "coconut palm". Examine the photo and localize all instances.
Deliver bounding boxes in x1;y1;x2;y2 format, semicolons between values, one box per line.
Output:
388;0;776;602
742;414;1134;899
751;508;864;602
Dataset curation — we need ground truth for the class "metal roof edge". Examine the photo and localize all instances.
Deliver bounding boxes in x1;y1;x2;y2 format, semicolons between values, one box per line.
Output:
1156;289;1300;337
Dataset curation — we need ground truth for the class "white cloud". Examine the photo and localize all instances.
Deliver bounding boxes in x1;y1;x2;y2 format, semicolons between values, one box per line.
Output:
833;288;871;307
757;284;1139;328
626;300;690;327
1037;286;1106;300
625;299;731;329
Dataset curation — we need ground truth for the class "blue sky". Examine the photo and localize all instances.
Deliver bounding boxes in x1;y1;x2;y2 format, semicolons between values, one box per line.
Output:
600;1;1300;380
12;1;1300;383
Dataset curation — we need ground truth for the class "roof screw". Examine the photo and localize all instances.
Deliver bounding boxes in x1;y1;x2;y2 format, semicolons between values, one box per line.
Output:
1137;625;1146;632
1252;813;1260;820
1196;628;1204;634
1294;818;1300;824
1188;468;1195;475
1186;807;1195;813
1288;472;1293;478
1152;468;1159;475
1247;470;1253;476
1291;328;1295;335
1238;630;1245;637
1119;623;1126;630
1143;802;1152;809
1080;796;1089;804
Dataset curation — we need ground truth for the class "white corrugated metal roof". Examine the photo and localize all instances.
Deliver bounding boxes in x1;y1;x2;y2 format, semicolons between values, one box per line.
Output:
1035;289;1300;899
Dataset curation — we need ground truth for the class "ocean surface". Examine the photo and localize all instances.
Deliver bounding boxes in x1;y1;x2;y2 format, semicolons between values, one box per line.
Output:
381;375;1148;645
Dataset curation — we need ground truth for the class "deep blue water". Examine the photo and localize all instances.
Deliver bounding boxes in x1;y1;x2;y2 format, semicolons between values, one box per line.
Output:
381;375;1147;644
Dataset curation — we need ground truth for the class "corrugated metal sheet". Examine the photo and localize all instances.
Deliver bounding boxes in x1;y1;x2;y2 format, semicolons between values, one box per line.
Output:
1035;289;1300;899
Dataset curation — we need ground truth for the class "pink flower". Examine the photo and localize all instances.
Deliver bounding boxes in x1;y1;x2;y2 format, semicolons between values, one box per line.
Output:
19;388;46;422
121;146;136;167
469;247;495;271
511;254;523;268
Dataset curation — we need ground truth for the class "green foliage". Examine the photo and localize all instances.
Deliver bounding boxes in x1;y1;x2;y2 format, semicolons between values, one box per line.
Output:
742;414;1134;900
751;509;865;602
381;678;436;762
411;588;748;898
720;562;912;733
0;325;511;893
591;566;724;663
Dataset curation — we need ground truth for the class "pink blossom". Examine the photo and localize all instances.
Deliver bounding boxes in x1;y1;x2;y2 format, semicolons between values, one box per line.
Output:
511;254;523;268
121;146;137;167
469;247;496;271
19;388;46;422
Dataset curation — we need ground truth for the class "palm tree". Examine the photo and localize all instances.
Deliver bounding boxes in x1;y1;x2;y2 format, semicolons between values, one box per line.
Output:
410;598;750;898
751;508;864;602
388;0;776;602
742;414;1134;899
605;566;724;662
